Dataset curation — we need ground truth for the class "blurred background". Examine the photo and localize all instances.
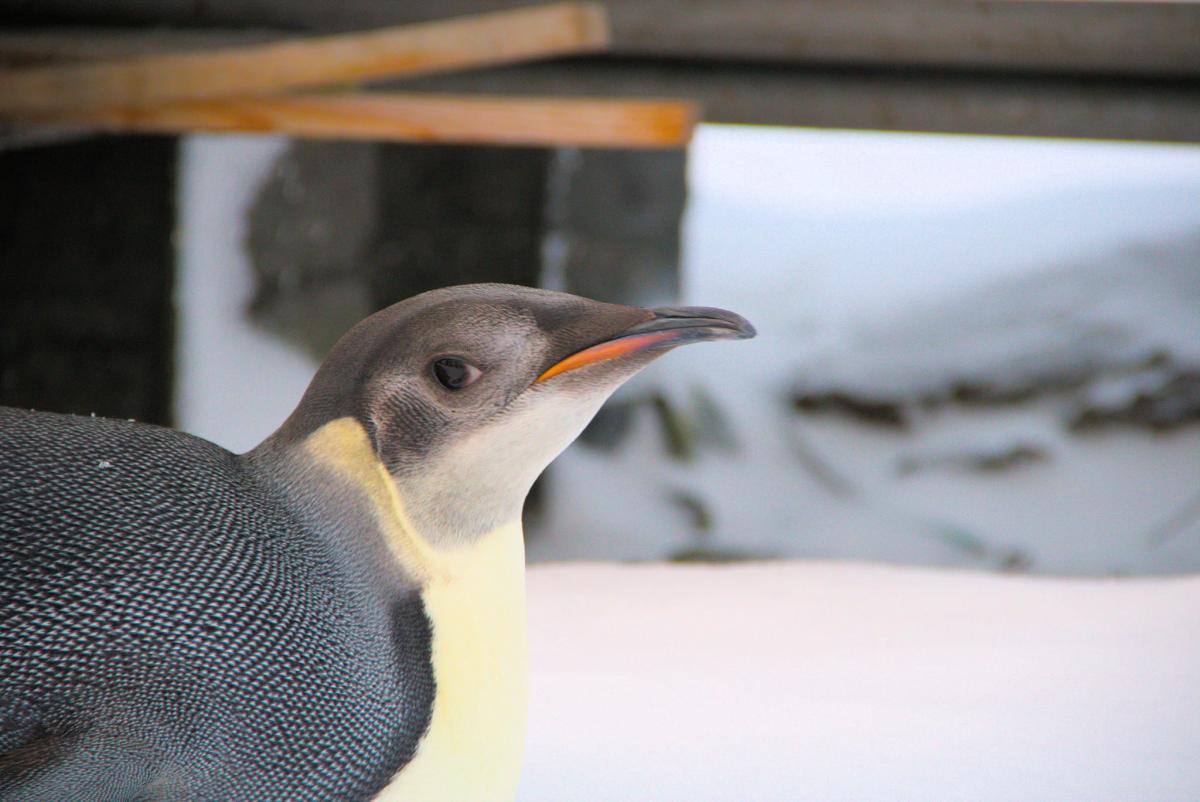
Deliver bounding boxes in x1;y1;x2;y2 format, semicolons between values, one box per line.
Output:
3;1;1199;578
6;10;1200;799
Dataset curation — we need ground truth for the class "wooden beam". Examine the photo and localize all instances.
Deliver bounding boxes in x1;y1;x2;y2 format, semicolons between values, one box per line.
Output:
4;0;1196;78
3;1;1197;145
0;29;279;68
18;93;697;149
0;3;609;116
399;59;1200;144
592;0;1200;76
5;59;1197;147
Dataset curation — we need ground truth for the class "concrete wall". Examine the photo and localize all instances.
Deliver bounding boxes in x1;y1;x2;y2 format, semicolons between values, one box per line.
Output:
243;141;686;359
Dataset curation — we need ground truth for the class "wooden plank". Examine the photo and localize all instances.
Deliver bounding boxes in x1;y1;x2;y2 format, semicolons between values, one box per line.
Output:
5;59;1197;148
19;93;697;149
0;3;609;116
4;0;1197;77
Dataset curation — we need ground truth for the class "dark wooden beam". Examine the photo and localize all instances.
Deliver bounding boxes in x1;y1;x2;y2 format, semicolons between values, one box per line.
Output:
3;0;1198;77
398;59;1200;144
0;29;277;67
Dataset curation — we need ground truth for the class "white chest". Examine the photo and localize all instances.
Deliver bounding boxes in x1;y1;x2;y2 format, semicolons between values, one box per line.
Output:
374;522;529;802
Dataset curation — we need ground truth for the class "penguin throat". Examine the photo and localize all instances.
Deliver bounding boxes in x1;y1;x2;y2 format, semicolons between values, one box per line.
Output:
386;387;612;548
297;416;523;583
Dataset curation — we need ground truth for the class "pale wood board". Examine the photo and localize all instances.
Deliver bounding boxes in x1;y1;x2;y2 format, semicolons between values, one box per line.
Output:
24;92;697;149
0;3;609;116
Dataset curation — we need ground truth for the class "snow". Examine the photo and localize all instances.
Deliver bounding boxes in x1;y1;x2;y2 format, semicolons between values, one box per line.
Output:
519;562;1200;802
534;126;1200;575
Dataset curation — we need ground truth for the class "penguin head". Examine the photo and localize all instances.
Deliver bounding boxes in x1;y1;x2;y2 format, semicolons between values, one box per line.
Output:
279;284;754;546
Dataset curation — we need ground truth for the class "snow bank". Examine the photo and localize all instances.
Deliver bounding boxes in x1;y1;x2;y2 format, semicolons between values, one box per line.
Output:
519;562;1200;802
791;232;1200;430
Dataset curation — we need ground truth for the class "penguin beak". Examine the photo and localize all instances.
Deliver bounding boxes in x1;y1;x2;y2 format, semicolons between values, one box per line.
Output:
536;306;756;383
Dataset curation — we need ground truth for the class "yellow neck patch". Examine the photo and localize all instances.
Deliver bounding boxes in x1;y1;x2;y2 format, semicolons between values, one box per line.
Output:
302;417;441;584
303;418;529;802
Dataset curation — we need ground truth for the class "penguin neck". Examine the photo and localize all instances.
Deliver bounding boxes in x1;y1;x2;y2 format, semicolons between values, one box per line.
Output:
257;416;526;589
258;416;530;801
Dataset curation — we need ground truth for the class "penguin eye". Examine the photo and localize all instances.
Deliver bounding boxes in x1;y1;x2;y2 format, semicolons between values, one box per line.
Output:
432;357;481;390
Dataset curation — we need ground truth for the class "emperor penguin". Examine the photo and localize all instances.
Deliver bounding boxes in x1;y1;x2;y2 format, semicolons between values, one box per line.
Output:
0;283;754;802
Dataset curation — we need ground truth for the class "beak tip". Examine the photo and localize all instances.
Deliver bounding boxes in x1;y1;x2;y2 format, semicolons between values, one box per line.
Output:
647;305;757;341
727;313;757;340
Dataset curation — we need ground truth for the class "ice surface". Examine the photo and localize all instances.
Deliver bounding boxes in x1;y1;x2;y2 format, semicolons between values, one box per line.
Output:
519;562;1200;802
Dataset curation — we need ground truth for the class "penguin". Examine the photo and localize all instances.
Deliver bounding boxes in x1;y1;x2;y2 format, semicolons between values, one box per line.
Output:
0;283;754;802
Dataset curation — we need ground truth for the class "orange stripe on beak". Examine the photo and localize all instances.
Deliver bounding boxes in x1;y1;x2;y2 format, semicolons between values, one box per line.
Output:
536;330;680;383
